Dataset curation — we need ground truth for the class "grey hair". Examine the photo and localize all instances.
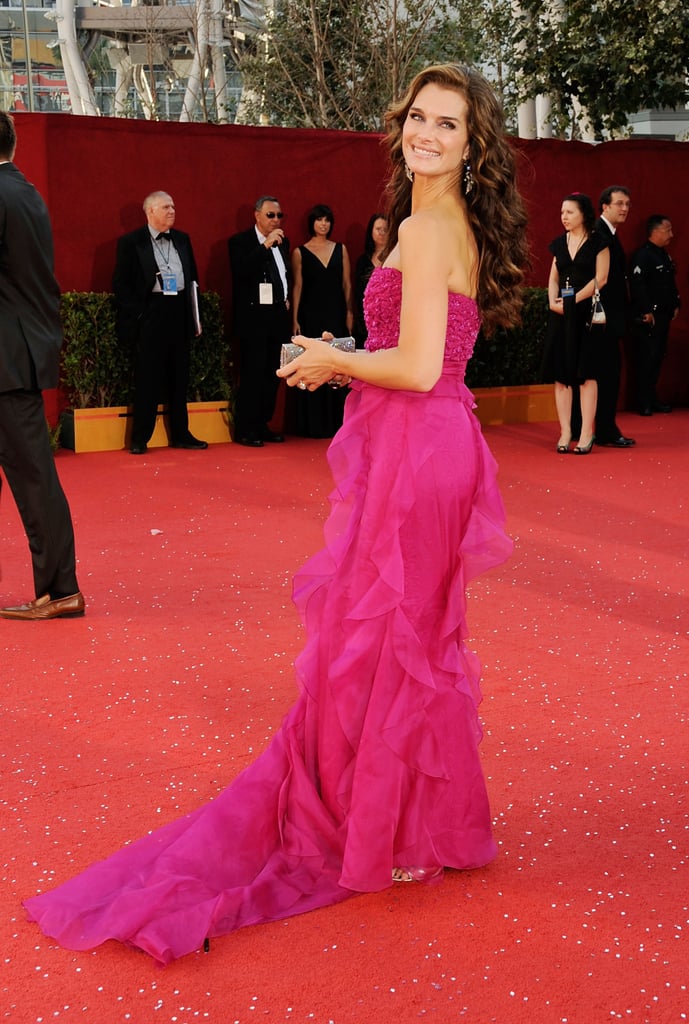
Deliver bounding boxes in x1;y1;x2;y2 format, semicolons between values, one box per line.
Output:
143;190;172;212
254;195;280;211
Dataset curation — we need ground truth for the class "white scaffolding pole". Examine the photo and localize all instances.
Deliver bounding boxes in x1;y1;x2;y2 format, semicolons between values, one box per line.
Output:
54;0;99;116
179;0;210;122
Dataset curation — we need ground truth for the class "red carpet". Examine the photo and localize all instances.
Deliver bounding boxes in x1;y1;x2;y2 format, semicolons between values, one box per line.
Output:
2;413;687;1024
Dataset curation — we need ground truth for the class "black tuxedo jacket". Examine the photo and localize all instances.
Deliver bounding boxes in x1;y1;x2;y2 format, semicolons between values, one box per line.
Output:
113;225;199;341
228;226;290;335
596;217;627;338
0;163;63;392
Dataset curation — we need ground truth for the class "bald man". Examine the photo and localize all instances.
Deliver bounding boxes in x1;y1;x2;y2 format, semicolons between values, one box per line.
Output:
113;191;207;454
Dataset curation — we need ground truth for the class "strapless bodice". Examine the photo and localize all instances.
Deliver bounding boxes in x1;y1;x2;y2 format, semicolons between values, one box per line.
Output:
364;266;480;370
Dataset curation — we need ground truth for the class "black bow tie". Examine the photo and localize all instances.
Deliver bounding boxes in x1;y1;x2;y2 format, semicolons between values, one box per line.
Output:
157;232;171;240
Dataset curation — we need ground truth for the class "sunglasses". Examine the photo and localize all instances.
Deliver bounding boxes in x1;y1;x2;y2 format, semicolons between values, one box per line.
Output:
265;212;284;219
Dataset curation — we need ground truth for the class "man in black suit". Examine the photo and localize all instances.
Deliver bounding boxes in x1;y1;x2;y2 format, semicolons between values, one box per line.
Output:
630;215;680;416
592;186;635;447
229;195;290;446
114;191;207;455
0;112;85;621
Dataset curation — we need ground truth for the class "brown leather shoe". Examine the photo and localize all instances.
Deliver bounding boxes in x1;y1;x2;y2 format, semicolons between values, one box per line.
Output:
0;592;85;620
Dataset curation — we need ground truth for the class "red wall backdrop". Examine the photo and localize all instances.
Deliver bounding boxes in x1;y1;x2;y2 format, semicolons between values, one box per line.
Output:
15;114;689;417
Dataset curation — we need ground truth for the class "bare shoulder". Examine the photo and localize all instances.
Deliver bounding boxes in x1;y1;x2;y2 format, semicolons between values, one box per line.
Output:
399;211;456;277
399;209;449;246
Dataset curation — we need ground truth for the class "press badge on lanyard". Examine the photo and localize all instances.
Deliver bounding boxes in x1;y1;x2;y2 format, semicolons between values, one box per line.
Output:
259;282;273;304
162;273;178;295
561;278;574;300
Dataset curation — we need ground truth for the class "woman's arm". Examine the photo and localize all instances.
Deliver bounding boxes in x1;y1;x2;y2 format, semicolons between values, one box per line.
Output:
548;257;563;314
341;245;354;333
576;247;610;304
278;214;454;393
290;248;303;334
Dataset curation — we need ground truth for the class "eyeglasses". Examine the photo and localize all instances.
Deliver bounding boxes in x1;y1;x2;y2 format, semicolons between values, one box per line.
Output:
610;201;631;208
264;212;284;219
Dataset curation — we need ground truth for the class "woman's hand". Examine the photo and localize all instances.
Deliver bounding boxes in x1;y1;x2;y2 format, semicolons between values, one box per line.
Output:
549;296;564;315
328;373;353;389
277;333;351;390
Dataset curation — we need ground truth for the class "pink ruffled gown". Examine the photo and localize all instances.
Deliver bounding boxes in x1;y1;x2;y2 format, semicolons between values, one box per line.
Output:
24;267;512;965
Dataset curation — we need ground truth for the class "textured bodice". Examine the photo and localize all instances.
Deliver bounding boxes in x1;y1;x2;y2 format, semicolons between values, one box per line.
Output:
364;267;480;373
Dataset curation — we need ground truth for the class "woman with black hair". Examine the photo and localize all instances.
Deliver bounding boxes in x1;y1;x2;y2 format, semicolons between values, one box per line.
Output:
542;192;610;454
290;203;353;437
352;213;388;347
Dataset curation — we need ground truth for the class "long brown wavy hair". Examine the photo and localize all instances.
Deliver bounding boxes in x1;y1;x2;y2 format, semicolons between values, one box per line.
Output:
383;64;528;337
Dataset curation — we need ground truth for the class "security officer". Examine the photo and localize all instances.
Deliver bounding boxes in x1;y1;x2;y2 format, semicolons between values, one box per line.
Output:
629;215;680;416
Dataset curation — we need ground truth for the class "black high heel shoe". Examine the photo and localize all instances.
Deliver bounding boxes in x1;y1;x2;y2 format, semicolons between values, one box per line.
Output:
573;436;595;455
556;435;572;454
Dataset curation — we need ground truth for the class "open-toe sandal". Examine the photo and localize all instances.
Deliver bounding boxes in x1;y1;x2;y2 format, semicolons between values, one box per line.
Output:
392;866;443;883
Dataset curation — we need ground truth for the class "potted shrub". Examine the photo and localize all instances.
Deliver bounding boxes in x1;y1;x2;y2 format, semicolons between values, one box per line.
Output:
466;287;554;426
58;291;233;452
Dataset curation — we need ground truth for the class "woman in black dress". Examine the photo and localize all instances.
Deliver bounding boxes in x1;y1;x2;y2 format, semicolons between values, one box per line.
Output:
291;204;353;437
352;213;388;347
542;193;609;454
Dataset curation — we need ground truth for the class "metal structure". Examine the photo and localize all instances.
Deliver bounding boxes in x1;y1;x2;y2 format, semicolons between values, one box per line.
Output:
0;0;265;120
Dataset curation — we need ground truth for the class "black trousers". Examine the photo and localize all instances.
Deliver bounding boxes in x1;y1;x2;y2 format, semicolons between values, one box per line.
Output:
633;315;671;411
234;304;290;440
131;292;191;447
594;328;623;442
0;389;79;599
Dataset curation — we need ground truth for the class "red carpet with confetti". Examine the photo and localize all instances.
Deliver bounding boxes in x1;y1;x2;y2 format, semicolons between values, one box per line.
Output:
2;412;687;1024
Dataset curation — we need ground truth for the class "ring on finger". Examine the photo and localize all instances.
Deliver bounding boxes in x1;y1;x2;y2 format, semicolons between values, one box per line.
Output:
297;380;307;390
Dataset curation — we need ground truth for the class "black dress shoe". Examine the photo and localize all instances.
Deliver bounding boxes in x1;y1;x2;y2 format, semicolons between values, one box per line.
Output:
130;444;148;455
639;407;653;416
261;430;285;443
171;436;208;450
596;436;636;447
237;437;264;447
652;402;672;413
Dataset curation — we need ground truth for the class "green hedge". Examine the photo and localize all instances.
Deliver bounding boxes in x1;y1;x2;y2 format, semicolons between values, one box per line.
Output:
465;287;548;389
59;291;232;408
58;286;548;410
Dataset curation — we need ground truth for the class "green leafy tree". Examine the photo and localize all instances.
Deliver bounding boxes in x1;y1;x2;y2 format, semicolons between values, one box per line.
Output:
235;0;518;130
513;0;689;138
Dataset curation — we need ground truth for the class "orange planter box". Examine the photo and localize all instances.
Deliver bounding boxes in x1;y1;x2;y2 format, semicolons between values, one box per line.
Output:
472;384;555;426
60;402;232;453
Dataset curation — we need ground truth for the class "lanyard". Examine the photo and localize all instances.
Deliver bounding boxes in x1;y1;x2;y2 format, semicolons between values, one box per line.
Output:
154;237;173;269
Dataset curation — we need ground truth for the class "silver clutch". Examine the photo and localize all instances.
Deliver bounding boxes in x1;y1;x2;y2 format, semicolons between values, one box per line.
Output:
280;336;355;367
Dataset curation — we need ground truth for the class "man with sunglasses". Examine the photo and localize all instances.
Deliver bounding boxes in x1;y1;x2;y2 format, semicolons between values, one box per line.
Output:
229;196;291;446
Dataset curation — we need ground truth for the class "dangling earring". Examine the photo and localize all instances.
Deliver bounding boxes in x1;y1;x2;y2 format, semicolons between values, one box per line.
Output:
463;159;475;196
404;162;414;183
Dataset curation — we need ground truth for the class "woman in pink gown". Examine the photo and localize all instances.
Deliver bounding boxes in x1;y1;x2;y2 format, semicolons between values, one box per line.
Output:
24;64;528;965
